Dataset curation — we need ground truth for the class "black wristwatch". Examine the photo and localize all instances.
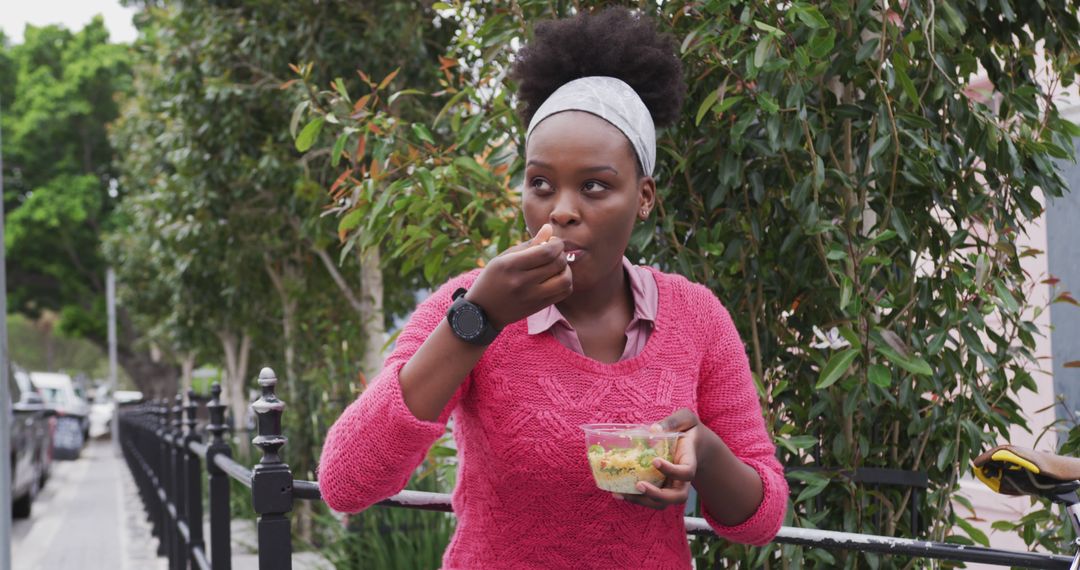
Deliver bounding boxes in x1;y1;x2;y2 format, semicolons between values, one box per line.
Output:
446;288;500;346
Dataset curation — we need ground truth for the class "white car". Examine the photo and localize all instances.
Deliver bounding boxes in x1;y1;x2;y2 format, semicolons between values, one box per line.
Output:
31;372;91;459
88;385;113;439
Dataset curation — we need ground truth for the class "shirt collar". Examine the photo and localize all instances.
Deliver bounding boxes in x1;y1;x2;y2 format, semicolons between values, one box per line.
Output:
526;257;656;335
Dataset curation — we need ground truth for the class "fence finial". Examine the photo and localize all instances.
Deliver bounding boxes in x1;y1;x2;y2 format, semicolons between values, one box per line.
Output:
251;367;286;465
158;397;168;431
207;383;227;445
184;389;198;435
172;393;184;433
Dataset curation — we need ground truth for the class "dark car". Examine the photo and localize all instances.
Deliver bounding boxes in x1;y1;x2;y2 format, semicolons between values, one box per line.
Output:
9;366;54;518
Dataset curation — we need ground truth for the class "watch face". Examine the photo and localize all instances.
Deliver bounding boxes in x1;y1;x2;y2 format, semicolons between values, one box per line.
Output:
454;306;484;338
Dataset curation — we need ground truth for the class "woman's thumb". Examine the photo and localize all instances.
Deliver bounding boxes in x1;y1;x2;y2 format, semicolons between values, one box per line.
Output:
530;223;553;246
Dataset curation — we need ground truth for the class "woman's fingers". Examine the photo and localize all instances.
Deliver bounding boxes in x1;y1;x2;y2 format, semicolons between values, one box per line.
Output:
651;408;699;433
522;248;568;283
638;480;690;503
508;236;565;270
653;457;695;481
537;260;573;303
530;223;553;245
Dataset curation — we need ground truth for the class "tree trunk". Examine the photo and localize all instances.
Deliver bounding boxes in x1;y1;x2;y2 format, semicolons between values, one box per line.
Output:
218;329;252;457
117;348;180;398
180;352;197;395
265;254;313;540
313;244;386;385
357;247;386;382
264;255;300;400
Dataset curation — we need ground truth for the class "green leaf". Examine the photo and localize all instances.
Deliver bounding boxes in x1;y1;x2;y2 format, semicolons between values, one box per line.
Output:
411;123;436;145
891;209;911;243
868;364;891;387
955;517;990;547
783;435;819;450
758;92;779;114
717;95;743;114
868;136;890;161
754;37;773;69
993;280;1020;313
333;77;350;102
388;89;425;105
289;100;310;138
330;132;349;167
816;348;860;389
826;247;847;260
867;229;897;246
796;478;829;503
893;55;921;106
338;208;364;236
856;38;879;63
696;88;721;126
808;30;836;58
875;345;933;376
940;1;968;34
754;20;783;35
795;6;829;29
990;520;1018;532
295;117;325;152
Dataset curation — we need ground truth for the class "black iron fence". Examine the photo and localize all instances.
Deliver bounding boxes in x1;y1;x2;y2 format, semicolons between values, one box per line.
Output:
118;367;1076;570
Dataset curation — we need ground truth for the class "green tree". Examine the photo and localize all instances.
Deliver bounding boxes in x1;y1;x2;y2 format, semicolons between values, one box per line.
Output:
109;0;459;554
298;0;1080;567
0;18;179;391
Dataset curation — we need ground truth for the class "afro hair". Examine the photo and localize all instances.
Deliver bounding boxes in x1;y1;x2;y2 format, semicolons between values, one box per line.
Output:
511;7;686;129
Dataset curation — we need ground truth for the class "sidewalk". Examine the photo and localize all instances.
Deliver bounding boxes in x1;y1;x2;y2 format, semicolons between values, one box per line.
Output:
12;438;332;570
13;439;161;570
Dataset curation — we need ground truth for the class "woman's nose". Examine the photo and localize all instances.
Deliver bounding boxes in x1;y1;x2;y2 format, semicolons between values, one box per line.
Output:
549;192;580;227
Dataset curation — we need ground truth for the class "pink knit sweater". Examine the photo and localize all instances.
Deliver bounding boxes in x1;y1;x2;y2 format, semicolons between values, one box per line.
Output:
319;268;788;569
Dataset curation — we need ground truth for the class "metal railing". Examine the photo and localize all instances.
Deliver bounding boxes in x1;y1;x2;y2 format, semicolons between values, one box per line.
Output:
118;367;1075;569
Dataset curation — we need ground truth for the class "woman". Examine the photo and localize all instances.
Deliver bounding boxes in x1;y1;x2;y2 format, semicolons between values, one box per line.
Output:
319;7;788;569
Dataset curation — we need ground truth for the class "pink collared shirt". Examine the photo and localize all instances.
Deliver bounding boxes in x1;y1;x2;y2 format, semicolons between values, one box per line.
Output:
526;257;658;361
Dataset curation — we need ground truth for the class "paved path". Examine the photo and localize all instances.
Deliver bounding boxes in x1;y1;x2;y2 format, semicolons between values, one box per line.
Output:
12;438;163;570
12;437;333;570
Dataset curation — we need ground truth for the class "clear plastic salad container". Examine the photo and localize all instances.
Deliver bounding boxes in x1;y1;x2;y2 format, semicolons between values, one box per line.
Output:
581;423;683;494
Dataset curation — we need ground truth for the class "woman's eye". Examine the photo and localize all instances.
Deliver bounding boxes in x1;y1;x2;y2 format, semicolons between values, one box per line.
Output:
530;178;553;194
582;181;607;193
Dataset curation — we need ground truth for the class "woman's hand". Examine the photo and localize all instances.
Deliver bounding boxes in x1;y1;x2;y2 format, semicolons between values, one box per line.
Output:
466;223;573;329
617;408;701;510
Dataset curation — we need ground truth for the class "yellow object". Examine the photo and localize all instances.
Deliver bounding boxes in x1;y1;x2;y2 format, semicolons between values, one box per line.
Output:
990;449;1040;474
974;448;1041;494
974;464;1001;493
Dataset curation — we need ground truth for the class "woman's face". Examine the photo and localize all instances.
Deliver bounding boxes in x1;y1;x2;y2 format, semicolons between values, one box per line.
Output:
522;111;655;293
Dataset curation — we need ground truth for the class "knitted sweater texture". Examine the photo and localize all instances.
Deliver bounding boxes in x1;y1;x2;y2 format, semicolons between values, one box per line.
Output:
318;268;788;569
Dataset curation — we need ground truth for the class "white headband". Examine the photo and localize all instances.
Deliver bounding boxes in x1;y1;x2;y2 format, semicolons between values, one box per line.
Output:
525;76;656;176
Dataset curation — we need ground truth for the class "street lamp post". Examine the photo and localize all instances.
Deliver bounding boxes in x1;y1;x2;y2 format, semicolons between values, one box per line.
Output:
0;97;14;570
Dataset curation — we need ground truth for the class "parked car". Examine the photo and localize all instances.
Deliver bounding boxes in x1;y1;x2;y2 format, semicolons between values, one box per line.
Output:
89;386;145;438
31;372;90;460
9;366;54;518
88;384;113;439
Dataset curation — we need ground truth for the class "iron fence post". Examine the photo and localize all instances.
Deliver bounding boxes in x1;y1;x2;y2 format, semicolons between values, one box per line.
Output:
251;367;293;570
206;383;232;570
157;398;171;559
186;389;206;564
172;394;187;570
